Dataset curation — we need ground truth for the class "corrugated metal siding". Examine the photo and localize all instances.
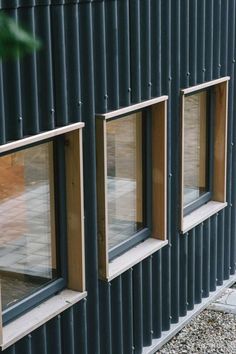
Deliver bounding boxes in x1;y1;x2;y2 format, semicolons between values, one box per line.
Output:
0;1;235;353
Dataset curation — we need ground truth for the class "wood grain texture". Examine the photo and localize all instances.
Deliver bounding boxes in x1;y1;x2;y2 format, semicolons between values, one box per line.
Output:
213;81;228;202
0;122;84;154
65;129;85;292
152;101;167;240
96;119;109;279
96;96;168;120
181;76;230;95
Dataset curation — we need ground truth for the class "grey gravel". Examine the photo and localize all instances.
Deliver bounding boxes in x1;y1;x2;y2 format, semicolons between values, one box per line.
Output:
156;310;236;354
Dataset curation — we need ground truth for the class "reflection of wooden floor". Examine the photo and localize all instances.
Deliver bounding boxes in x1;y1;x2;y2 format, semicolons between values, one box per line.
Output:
0;183;52;278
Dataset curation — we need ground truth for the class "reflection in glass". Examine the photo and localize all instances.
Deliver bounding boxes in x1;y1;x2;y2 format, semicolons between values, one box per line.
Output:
0;143;57;310
184;91;208;206
107;113;144;250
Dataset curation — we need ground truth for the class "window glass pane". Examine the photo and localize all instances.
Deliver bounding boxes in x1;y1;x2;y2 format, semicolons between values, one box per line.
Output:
0;142;57;310
184;91;208;206
107;113;144;250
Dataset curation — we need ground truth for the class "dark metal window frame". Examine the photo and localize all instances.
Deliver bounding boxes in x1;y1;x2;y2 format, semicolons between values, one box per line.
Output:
183;88;215;216
1;136;68;324
108;109;152;260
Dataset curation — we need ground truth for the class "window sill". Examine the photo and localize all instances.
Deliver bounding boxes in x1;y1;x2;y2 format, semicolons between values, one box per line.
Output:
0;289;87;351
102;238;168;282
181;201;227;234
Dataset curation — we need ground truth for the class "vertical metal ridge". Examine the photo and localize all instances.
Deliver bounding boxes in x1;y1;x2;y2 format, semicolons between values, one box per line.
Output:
73;300;88;354
217;211;225;285
197;0;205;83
187;229;195;310
2;9;23;141
129;0;141;103
117;0;131;107
202;219;210;298
189;0;197;86
31;326;47;354
179;0;189;318
227;0;236;275
92;0;107;113
78;3;100;354
151;0;162;97
111;277;123;354
195;223;203;304
18;6;40;135
35;5;55;130
99;281;112;354
179;234;188;316
105;0;119;110
205;0;213;81
221;0;231;280
140;0;151;100
46;316;62;354
142;257;153;347
152;251;162;339
213;0;221;79
64;4;81;123
210;215;217;291
133;263;143;354
170;0;180;324
61;308;75;354
161;0;171;332
122;270;134;354
50;4;68;126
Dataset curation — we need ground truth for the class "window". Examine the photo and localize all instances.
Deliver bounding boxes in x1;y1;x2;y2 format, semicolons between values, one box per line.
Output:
181;77;229;233
0;123;86;349
96;97;168;281
0;140;66;324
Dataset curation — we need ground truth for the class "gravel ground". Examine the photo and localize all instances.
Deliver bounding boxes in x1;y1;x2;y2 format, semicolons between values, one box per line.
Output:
156;309;236;354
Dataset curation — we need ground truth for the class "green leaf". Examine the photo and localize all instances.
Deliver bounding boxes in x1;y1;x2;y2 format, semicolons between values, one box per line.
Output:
0;12;41;59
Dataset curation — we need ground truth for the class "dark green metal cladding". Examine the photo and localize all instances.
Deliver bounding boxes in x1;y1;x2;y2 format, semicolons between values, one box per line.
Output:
0;1;236;354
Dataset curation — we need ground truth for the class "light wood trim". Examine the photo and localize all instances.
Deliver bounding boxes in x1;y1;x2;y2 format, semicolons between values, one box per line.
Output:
48;142;57;271
0;122;84;154
1;289;87;351
96;96;168;120
199;92;207;188
180;94;185;231
181;79;229;232
136;113;143;223
213;81;228;202
152;101;167;240
106;238;168;281
96;119;109;279
182;201;227;234
65;129;85;292
181;76;230;95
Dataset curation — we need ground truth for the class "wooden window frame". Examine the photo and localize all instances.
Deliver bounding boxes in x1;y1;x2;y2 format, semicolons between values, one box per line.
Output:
96;96;168;281
180;77;230;233
0;123;87;350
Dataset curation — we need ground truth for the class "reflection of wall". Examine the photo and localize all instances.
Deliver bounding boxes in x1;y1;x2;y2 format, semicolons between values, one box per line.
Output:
184;92;206;189
107;114;139;180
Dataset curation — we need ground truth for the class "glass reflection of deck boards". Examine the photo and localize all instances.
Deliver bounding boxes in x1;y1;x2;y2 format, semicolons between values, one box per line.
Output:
0;142;57;310
107;113;144;250
183;91;209;206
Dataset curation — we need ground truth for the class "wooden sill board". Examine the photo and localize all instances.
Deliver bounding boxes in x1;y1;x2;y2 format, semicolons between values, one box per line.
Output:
181;201;227;234
104;238;168;282
1;289;87;351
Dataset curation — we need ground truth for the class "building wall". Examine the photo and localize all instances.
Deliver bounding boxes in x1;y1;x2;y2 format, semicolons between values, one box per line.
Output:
0;1;236;353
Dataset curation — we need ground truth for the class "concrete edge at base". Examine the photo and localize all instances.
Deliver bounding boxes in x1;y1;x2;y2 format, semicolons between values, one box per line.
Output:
143;275;236;354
